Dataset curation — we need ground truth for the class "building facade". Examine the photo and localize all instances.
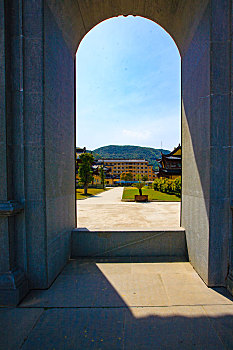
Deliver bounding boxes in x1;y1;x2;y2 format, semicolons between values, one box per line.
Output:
157;145;181;179
92;164;118;186
96;159;156;181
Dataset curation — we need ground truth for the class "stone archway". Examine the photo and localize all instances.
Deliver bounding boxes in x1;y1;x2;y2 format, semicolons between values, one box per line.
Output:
0;0;232;305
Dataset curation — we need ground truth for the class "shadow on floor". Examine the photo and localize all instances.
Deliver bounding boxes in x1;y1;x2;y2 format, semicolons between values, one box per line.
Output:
1;259;233;349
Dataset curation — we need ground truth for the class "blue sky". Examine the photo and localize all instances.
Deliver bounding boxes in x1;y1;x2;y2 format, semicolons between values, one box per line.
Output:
76;16;181;151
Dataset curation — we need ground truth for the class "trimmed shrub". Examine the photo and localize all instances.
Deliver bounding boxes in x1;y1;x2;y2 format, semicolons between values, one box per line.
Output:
174;177;181;197
153;177;181;197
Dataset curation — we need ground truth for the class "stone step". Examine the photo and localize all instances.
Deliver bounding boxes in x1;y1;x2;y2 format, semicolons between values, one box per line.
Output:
71;228;187;260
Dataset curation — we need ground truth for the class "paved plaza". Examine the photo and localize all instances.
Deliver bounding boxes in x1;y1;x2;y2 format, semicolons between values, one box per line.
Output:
77;187;181;230
2;188;232;349
1;259;233;349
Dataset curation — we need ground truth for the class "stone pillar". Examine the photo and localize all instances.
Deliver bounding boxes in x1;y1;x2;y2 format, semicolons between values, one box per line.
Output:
0;0;28;306
182;0;232;287
22;0;75;289
22;0;48;289
208;0;231;286
226;1;233;295
0;0;75;304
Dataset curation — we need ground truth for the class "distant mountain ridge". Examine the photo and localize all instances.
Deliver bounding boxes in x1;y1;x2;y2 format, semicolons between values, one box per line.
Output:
91;145;170;170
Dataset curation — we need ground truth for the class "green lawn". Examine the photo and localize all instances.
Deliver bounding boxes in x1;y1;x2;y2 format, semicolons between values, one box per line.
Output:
76;188;108;200
122;187;181;202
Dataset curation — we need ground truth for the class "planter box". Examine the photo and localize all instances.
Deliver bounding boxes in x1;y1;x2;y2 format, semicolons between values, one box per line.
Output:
135;195;148;202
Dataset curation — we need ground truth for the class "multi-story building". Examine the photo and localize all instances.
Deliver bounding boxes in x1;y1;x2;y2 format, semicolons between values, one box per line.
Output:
92;164;118;186
95;159;156;181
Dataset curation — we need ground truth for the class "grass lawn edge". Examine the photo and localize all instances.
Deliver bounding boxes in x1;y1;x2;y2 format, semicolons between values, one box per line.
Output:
122;187;180;202
76;188;109;200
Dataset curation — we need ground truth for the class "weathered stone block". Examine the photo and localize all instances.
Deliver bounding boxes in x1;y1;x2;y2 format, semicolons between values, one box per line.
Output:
210;42;230;94
208;198;231;285
211;0;230;42
0;270;28;306
210;94;230;147
23;0;43;39
24;38;43;93
25;200;47;288
0;308;43;348
10;36;23;92
47;230;71;286
210;146;230;200
24;92;44;145
182;194;209;284
71;229;187;259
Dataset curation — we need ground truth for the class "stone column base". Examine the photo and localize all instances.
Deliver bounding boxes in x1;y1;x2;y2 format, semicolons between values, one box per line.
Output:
0;270;29;306
227;271;233;297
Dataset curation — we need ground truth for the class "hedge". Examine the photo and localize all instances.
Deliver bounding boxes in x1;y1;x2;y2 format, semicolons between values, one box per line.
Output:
153;177;181;197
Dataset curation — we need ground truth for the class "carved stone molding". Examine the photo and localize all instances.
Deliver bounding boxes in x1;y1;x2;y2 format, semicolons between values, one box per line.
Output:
0;200;24;216
0;270;26;289
0;270;29;306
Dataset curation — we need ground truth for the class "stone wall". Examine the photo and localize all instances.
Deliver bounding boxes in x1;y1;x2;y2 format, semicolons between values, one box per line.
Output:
22;1;76;289
227;0;233;294
182;0;232;286
0;1;76;294
71;229;188;259
182;5;211;284
0;0;232;305
44;3;75;286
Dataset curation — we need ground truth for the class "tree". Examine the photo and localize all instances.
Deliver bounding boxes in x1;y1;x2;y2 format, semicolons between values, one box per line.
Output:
134;174;145;196
120;172;133;181
78;153;94;195
99;166;105;190
142;175;148;181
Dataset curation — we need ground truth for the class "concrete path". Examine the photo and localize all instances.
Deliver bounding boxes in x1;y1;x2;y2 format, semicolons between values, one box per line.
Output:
1;259;233;349
77;187;181;230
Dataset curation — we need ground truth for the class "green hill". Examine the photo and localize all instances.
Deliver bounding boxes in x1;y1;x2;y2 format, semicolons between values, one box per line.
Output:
91;145;170;170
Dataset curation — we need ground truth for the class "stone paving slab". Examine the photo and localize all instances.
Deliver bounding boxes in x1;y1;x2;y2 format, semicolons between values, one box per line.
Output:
19;308;125;350
1;260;233;349
0;308;43;350
125;306;233;350
77;187;181;230
1;306;233;350
20;260;233;308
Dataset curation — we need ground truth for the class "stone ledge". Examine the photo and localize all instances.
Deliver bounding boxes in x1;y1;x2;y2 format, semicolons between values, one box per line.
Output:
74;228;185;233
0;200;24;216
71;229;188;259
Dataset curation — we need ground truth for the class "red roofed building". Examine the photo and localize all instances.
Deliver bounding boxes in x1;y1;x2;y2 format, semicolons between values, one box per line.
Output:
157;144;181;179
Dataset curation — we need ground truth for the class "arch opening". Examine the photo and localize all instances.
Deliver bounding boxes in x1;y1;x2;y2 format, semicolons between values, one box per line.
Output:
75;16;182;233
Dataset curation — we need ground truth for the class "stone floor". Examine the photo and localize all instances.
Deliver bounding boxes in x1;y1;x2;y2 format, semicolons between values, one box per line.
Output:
77;187;181;230
1;259;233;349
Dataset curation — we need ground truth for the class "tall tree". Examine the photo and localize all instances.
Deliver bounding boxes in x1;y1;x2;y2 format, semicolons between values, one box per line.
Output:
142;175;148;181
78;153;94;195
99;166;105;190
120;172;133;181
135;174;145;196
